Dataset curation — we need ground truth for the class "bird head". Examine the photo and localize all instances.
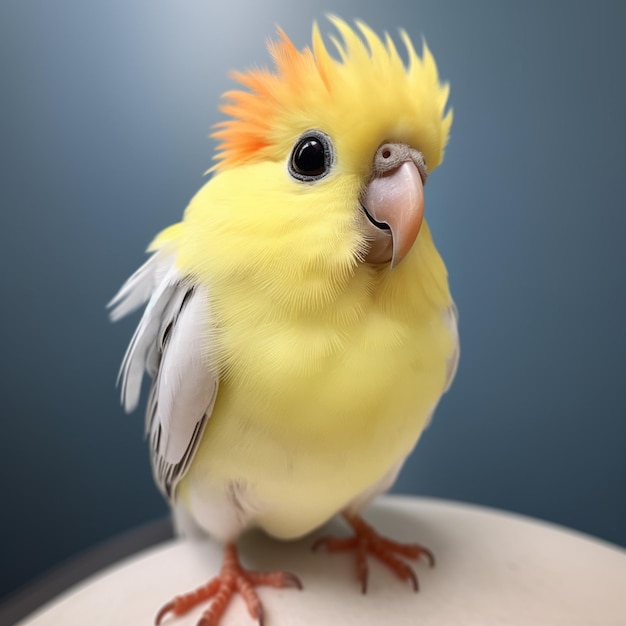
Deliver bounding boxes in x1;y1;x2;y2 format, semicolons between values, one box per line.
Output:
179;17;451;297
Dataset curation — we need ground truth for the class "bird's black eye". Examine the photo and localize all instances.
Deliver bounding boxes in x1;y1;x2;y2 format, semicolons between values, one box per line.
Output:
288;131;334;182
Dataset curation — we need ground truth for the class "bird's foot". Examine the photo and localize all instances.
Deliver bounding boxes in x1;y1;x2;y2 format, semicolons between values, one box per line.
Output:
313;513;434;593
155;543;302;626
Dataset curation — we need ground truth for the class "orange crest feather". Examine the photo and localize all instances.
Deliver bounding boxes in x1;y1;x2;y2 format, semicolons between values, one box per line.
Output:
211;17;452;173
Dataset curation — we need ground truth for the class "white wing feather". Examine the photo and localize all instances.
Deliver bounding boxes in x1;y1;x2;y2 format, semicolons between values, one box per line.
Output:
109;252;218;500
108;250;172;322
444;301;460;392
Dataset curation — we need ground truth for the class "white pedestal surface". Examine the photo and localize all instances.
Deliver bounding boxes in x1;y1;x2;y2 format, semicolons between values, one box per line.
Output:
17;496;626;626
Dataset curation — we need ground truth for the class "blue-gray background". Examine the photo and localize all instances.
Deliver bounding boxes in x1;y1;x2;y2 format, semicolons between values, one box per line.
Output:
1;0;625;602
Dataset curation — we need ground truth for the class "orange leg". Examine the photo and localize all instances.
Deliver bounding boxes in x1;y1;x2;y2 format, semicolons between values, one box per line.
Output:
155;543;302;626
313;513;434;593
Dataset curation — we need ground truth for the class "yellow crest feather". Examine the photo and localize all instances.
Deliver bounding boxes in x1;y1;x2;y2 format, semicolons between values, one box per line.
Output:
212;16;452;174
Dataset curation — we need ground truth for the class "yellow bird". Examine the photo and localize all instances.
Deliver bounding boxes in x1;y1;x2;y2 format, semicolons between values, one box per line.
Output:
110;16;457;626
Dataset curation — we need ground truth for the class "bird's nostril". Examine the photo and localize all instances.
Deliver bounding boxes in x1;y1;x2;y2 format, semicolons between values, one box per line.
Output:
382;148;391;159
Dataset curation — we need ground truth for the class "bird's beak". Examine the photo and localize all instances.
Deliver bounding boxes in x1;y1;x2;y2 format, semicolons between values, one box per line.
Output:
361;143;426;268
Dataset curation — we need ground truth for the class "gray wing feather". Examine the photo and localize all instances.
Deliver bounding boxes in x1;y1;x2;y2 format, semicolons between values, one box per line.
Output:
109;252;218;500
444;300;460;392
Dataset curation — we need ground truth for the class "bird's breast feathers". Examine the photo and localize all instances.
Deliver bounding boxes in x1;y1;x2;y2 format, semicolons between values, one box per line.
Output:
170;220;456;539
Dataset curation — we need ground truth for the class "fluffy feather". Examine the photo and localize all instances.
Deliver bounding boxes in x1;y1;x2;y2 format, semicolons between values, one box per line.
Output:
213;17;452;173
113;17;458;545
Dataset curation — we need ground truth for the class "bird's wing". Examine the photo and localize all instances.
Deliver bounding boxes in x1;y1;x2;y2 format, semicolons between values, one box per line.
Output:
109;250;218;500
443;300;460;392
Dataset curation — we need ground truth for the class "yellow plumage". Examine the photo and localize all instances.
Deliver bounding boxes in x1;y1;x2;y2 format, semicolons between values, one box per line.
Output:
179;222;452;539
112;16;457;621
142;17;454;539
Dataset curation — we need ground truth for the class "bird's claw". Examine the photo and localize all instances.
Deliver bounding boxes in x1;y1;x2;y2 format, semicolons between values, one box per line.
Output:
154;544;301;626
155;600;175;625
313;514;434;593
